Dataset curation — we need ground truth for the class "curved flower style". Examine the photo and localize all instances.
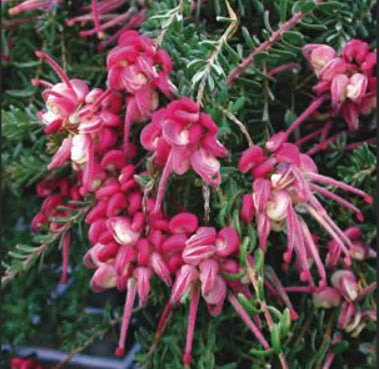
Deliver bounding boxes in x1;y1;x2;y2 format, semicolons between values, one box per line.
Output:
141;97;228;211
239;137;373;288
106;30;175;150
303;39;377;130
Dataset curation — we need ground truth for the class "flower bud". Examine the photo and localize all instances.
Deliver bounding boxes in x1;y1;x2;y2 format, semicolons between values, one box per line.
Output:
265;131;288;152
238;145;265;173
107;216;140;246
134;266;152;307
331;74;349;109
48;137;72;170
241;194;254;223
215;227;240;257
171;265;199;304
169;212;199;235
199;259;219;296
331;270;359;302
182;243;216;265
302;44;337;75
185;227;217;248
136;239;151;266
85;201;108;224
190;148;221;186
101;150;127;171
150;252;172;286
115;245;136;277
31;212;48;232
346;73;368;102
341;40;370;64
162;234;187;253
90;264;117;292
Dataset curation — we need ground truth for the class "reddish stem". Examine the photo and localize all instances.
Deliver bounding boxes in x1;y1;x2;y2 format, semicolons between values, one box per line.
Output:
227;12;303;84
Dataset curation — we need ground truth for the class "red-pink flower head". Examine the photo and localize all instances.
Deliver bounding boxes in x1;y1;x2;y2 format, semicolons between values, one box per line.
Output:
238;135;373;287
141;97;228;212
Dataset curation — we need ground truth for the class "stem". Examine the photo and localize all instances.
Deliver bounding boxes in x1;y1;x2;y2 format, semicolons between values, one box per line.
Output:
196;2;238;105
215;103;254;146
227;12;303;85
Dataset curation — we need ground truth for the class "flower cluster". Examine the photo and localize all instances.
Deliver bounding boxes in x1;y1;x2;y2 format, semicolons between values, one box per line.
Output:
238;134;372;288
106;30;175;150
313;269;376;337
326;226;377;268
5;0;145;50
10;357;44;369
141;97;228;211
303;39;377;130
23;24;376;367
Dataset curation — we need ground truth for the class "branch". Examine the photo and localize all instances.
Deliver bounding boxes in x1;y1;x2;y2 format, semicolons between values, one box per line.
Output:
196;1;239;105
226;1;323;85
215;103;254;146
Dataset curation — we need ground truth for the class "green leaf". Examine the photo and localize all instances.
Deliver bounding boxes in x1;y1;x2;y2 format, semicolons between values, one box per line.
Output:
250;347;275;356
270;323;282;354
283;31;304;45
280;308;291;338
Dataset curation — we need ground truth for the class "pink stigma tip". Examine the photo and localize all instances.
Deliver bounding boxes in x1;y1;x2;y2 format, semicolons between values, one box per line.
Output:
115;347;125;357
183;353;192;365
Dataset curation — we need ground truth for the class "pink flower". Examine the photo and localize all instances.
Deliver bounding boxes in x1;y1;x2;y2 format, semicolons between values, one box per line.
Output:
239;135;373;287
141;97;227;211
302;40;377;131
331;270;359;302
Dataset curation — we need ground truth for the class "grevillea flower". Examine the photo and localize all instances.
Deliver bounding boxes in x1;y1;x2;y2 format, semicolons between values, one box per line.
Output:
34;51;128;192
7;0;63;15
326;226;377;267
166;226;275;366
141;97;228;211
238;135;373;288
311;269;376;337
303;40;377;130
83;170;200;357
106;30;176;150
